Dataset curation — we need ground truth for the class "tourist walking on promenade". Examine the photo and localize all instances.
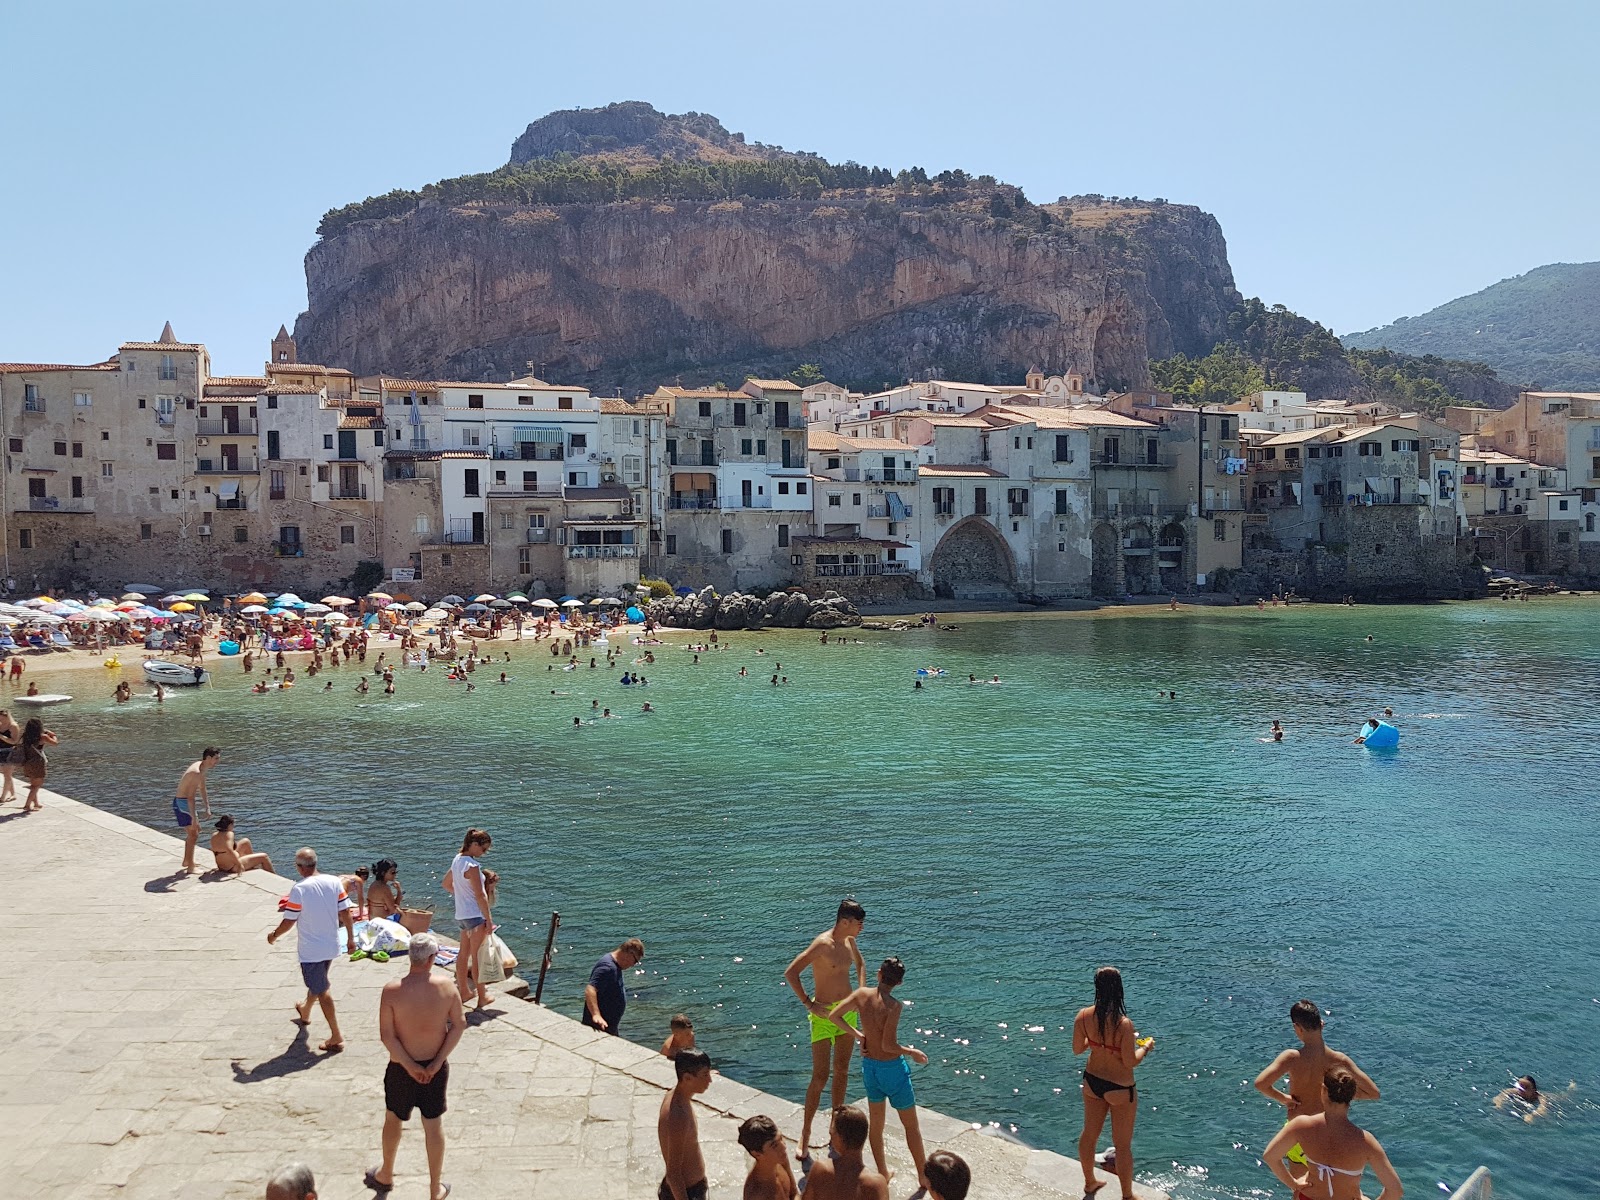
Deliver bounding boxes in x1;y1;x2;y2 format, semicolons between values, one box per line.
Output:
173;747;220;873
1262;1070;1403;1200
1074;966;1153;1200
582;937;646;1035
368;932;463;1200
659;1048;713;1200
442;828;494;1010
826;956;929;1192
267;847;355;1053
797;1106;888;1200
0;708;21;804
784;898;867;1159
1255;1000;1380;1119
11;716;57;813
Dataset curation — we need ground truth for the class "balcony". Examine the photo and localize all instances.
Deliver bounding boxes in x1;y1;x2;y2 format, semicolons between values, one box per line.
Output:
156;411;175;426
197;418;258;436
669;496;720;510
488;483;564;498
1092;452;1175;469
197;456;259;474
331;485;369;500
21;496;92;513
727;497;773;510
567;544;639;559
429;531;485;545
272;541;304;558
1488;479;1516;489
492;447;564;461
1093;500;1156;519
525;528;552;543
22;398;46;414
814;561;902;577
1251;458;1303;473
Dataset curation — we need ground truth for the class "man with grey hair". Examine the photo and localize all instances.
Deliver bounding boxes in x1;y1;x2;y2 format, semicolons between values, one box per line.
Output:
267;847;355;1053
264;1161;316;1199
366;931;464;1199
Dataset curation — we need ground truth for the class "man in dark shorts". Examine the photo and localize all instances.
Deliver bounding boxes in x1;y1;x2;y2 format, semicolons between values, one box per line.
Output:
659;1048;713;1200
266;847;354;1053
583;937;645;1035
369;933;464;1200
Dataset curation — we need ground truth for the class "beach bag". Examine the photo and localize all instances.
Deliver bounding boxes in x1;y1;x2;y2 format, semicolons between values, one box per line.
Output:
489;932;517;972
477;934;506;984
399;908;433;935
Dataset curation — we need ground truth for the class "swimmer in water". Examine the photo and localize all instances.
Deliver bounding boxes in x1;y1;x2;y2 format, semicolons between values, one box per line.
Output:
323;681;334;692
1365;634;1374;643
1493;1075;1553;1123
1352;718;1379;745
914;680;923;691
499;672;508;683
641;702;654;713
1382;706;1394;718
355;678;369;694
989;675;1001;684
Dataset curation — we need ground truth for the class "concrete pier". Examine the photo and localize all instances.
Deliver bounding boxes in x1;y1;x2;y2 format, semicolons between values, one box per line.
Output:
0;791;1165;1199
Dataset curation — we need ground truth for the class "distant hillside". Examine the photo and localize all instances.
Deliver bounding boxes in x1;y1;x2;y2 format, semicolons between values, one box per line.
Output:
1344;262;1600;390
1151;298;1521;415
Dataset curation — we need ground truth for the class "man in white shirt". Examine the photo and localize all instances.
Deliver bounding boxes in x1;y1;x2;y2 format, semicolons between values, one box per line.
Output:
267;846;355;1052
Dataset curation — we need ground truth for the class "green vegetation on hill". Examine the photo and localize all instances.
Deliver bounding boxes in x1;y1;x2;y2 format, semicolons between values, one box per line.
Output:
1343;262;1600;391
1151;298;1520;414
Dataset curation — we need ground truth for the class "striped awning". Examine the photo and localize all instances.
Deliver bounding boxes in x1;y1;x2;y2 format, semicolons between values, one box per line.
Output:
515;426;564;443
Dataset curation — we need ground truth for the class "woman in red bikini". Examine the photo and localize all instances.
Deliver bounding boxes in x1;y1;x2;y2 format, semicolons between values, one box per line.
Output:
1073;966;1153;1199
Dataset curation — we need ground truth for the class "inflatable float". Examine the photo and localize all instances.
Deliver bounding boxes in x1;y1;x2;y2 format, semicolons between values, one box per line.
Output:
1357;720;1400;749
218;640;241;656
915;667;947;677
16;693;72;706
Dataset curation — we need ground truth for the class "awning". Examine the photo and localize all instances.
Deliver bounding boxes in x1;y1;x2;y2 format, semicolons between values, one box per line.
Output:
1364;477;1382;493
217;481;240;498
514;426;563;443
672;472;715;490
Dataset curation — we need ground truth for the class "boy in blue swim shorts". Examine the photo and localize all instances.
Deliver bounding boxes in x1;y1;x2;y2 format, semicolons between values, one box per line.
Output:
826;955;929;1192
173;747;220;874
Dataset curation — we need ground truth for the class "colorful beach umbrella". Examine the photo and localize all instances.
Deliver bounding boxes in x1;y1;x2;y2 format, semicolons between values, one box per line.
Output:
182;593;209;602
505;592;529;602
239;592;269;605
169;602;195;612
367;591;394;601
302;603;332;615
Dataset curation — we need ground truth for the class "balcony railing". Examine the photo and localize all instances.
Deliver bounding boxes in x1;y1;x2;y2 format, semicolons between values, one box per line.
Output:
728;497;773;510
814;561;904;577
22;496;92;513
156;411;175;425
525;528;552;543
1092;453;1176;469
197;457;259;473
670;497;720;510
567;544;639;559
22;399;46;414
331;485;369;500
1093;501;1157;519
488;484;564;498
197;418;258;436
272;541;304;558
492;447;564;461
429;531;485;545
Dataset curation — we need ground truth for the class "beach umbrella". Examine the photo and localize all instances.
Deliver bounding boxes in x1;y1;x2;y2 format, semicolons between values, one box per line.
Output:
27;612;63;624
421;608;449;620
561;599;584;609
321;595;354;606
275;592;303;603
169;602;195;613
404;601;427;612
531;598;558;609
239;591;269;605
302;603;332;615
90;598;116;608
471;593;496;603
161;593;186;604
0;616;18;626
626;606;645;622
114;602;142;612
182;592;209;603
439;594;466;606
367;591;394;601
505;592;528;602
240;604;269;614
464;602;489;613
120;592;147;601
488;598;512;608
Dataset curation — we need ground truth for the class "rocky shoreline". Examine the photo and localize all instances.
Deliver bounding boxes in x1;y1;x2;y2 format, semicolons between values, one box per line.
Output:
645;587;861;630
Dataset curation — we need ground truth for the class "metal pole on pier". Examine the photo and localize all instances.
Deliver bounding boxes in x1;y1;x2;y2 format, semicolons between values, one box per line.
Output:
533;911;560;1005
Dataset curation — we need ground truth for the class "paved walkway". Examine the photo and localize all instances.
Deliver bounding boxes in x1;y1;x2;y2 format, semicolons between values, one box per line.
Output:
0;792;1165;1200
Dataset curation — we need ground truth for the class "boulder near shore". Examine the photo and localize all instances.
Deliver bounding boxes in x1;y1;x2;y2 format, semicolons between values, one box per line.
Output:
647;587;861;630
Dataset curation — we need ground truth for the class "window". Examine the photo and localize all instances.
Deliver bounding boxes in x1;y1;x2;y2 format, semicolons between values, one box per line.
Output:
1559;498;1570;512
741;438;753;455
463;469;480;497
1054;434;1073;462
156;443;176;461
665;534;677;555
171;489;179;499
140;524;152;540
317;465;330;483
698;401;711;418
1013;436;1021;450
340;526;356;545
6;438;19;452
1007;487;1028;515
18;529;32;549
74;392;91;408
1055;488;1070;515
852;493;862;506
623;455;642;486
827;493;843;507
1214;519;1227;541
551;395;571;410
777;524;789;547
518;546;531;572
100;431;109;441
468;394;484;409
101;462;113;478
70;476;83;498
1307;446;1321;458
440;553;452;567
519;395;535;406
796;481;807;495
374;429;384;446
323;434;334;450
974;487;988;515
499;512;513;529
1556;531;1571;544
71;442;82;458
461;428;480;447
567;470;587;486
721;529;733;553
158;354;175;380
778;481;790;494
414;515;431;534
528;513;547;529
234;526;248;543
569;433;587;452
266;395;279;409
264;430;280;460
53;441;66;456
1220;418;1231;439
756;439;766;455
1101;436;1120;463
827;456;841;470
933;486;955;516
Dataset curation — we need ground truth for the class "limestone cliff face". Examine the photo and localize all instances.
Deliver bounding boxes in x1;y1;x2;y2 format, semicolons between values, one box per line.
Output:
295;108;1239;392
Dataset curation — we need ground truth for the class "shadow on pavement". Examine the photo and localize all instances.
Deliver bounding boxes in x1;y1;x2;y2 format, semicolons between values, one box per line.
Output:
231;1027;331;1083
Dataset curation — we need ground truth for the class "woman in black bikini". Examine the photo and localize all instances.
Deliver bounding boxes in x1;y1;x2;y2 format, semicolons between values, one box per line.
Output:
1073;966;1153;1199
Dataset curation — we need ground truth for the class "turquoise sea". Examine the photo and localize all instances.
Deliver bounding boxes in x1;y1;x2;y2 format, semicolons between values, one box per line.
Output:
31;600;1600;1200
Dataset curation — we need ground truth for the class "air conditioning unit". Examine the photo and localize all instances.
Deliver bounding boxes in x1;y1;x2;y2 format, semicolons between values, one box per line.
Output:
196;437;209;446
199;524;212;537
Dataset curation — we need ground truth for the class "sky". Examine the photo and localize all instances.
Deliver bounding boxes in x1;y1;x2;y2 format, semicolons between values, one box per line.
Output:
3;0;1596;375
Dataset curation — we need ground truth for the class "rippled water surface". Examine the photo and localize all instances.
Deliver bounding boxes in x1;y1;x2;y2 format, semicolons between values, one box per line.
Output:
36;600;1600;1200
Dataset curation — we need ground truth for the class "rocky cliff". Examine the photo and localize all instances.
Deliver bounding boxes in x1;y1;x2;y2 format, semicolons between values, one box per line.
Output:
295;103;1242;392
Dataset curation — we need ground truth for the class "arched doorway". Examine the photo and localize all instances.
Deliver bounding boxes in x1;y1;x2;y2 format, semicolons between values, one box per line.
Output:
929;517;1017;599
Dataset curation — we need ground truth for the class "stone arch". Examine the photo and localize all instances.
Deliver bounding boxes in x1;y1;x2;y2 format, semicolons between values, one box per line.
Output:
1122;521;1156;594
1157;521;1186;591
1091;523;1120;596
929;517;1017;599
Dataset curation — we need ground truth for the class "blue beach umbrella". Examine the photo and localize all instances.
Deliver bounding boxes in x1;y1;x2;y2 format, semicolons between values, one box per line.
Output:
626;606;644;622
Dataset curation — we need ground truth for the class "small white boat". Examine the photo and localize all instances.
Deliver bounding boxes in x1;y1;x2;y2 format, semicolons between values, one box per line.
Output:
16;693;72;706
142;659;210;686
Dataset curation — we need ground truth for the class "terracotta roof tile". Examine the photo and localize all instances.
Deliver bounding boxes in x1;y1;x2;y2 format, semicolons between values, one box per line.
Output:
744;378;803;392
919;464;1009;477
119;341;205;352
205;376;270;389
0;361;118;373
338;415;384;429
265;385;324;396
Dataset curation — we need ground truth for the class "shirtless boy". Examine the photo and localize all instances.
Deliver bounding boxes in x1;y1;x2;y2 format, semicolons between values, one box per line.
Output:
369;932;465;1200
828;956;928;1191
784;898;867;1158
1255;1000;1380;1119
209;814;273;875
798;1106;888;1200
173;748;220;873
1262;1070;1402;1200
660;1013;696;1059
736;1114;797;1199
659;1048;713;1200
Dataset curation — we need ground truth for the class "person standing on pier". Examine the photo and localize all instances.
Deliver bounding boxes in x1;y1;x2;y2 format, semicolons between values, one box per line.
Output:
1254;1000;1380;1120
173;747;220;873
582;937;646;1035
659;1048;713;1200
267;847;354;1053
442;828;494;1011
367;932;464;1200
1073;966;1153;1200
1262;1070;1403;1200
783;898;867;1160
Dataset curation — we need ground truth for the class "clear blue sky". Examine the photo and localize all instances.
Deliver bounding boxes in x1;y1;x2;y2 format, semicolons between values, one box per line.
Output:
4;0;1594;375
